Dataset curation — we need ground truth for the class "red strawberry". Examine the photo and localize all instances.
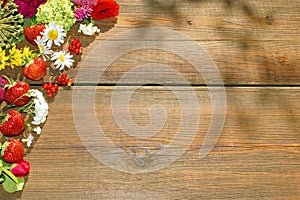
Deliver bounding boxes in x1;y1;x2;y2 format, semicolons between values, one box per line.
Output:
1;139;25;163
24;24;45;45
4;81;30;107
0;110;25;137
23;57;47;81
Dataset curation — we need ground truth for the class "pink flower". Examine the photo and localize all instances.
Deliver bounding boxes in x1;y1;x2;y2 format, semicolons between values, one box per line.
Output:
74;6;92;21
10;160;30;178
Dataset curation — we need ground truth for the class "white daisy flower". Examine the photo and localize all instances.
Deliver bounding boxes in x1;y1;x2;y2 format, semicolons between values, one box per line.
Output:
34;36;53;60
78;23;100;36
42;22;66;48
51;50;74;70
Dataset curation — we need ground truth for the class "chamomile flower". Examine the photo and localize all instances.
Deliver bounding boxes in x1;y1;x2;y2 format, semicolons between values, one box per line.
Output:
35;36;53;60
51;50;74;70
42;22;66;48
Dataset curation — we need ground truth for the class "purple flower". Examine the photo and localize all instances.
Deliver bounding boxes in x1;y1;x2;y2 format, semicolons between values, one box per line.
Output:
74;6;92;21
14;0;47;18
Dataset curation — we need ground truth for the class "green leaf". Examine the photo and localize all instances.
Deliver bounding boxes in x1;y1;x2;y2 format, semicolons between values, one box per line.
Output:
2;174;18;193
2;168;18;184
31;16;37;25
0;175;4;184
23;18;33;28
16;178;24;191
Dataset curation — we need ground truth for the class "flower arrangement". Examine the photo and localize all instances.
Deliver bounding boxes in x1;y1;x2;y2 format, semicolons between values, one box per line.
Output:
0;0;120;193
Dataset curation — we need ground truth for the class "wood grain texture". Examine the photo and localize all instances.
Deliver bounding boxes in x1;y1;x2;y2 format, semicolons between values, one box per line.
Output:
1;0;300;199
1;87;299;199
2;0;300;85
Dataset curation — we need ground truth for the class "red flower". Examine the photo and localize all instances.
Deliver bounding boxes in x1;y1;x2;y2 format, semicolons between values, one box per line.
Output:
10;160;30;178
91;0;119;20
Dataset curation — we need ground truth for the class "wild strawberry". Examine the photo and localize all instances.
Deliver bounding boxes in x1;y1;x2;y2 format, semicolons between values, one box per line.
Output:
0;110;25;137
4;81;30;107
24;24;45;45
1;139;25;163
23;57;47;81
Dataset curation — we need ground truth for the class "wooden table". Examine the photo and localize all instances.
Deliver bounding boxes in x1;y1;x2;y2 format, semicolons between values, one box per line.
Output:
2;0;300;199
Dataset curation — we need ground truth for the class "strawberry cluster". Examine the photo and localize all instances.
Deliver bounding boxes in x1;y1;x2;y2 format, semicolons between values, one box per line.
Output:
68;38;82;55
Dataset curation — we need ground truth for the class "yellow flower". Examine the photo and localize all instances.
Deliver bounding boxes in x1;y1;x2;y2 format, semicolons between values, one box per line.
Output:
22;47;32;58
21;46;35;65
0;47;8;70
9;46;24;68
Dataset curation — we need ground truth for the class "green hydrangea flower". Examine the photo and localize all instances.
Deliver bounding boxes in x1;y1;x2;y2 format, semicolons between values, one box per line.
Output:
36;0;76;32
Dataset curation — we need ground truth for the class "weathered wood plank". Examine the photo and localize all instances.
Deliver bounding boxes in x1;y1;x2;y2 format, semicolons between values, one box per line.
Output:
2;0;300;85
1;87;298;199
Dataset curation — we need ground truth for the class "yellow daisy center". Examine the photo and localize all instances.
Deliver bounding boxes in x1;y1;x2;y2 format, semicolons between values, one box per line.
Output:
48;30;59;40
59;55;65;62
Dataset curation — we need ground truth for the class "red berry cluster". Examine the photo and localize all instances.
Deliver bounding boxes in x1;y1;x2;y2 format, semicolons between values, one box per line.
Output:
68;38;82;55
56;73;73;86
42;83;59;98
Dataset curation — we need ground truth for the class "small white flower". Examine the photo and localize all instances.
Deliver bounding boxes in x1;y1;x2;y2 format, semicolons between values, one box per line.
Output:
33;126;42;135
26;134;35;148
34;36;53;60
32;98;48;125
51;50;74;70
78;23;100;36
29;89;49;125
42;22;66;48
